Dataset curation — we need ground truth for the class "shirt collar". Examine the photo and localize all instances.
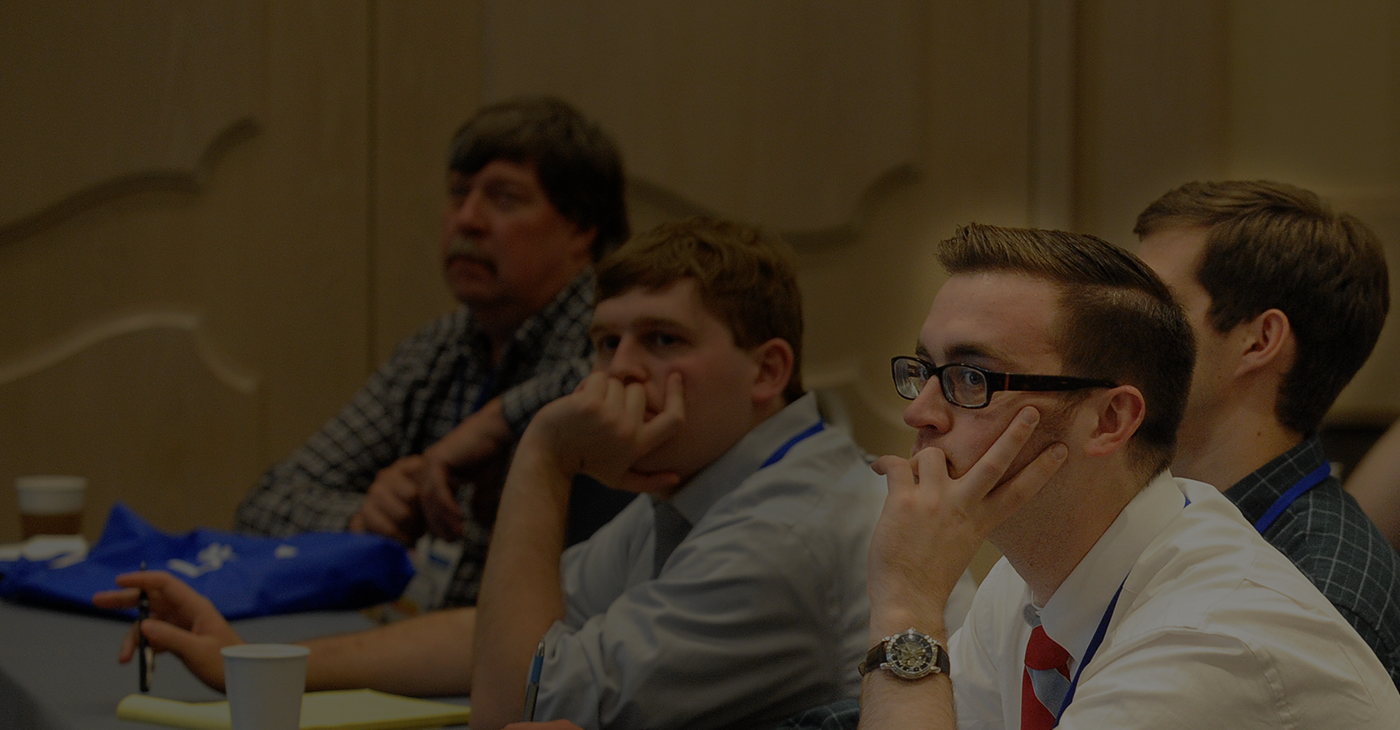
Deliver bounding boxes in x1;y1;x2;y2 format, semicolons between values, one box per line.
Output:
493;268;595;368
1223;433;1327;525
1035;470;1185;665
663;393;823;525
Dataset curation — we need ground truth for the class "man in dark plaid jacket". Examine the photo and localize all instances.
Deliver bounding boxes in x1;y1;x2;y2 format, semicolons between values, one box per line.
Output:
235;98;635;608
1136;179;1400;687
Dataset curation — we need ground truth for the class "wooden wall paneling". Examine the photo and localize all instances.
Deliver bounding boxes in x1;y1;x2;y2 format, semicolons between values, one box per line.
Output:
0;320;259;541
478;0;923;241
1030;0;1077;231
0;2;264;236
1075;0;1229;244
1224;1;1400;421
1226;0;1400;192
803;0;1035;461
1323;195;1400;422
206;1;372;468
371;1;483;364
0;2;375;538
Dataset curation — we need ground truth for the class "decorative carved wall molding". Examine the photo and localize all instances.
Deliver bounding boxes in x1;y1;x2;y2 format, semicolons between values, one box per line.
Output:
0;309;259;396
0;1;266;241
481;0;925;244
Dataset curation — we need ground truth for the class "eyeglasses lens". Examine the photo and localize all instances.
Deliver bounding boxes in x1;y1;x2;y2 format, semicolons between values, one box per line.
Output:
943;365;988;408
894;359;925;399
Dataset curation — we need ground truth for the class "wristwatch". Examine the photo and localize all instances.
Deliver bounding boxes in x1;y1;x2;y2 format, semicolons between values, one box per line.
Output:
859;628;950;680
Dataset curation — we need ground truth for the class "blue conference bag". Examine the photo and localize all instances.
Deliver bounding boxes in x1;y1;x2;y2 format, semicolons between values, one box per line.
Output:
0;502;414;619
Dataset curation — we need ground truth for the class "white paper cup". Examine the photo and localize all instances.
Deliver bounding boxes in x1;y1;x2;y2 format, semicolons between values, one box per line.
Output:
15;475;86;538
221;644;309;730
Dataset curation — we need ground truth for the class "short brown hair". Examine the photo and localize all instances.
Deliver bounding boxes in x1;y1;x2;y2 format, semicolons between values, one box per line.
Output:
449;97;629;258
596;218;805;403
938;223;1196;479
1134;180;1390;435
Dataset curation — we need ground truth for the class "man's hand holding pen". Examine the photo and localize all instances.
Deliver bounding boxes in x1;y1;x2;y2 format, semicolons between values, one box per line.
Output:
93;570;244;692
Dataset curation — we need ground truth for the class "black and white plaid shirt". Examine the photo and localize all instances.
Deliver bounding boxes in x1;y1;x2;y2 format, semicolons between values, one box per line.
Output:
235;270;598;607
1228;434;1400;688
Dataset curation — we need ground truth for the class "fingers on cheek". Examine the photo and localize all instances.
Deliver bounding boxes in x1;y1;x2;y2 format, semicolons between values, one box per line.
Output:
913;448;952;481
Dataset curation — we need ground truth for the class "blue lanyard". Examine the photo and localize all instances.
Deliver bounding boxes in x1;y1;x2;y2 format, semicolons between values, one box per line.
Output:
1053;580;1124;724
1252;463;1330;534
1052;495;1192;726
760;421;826;468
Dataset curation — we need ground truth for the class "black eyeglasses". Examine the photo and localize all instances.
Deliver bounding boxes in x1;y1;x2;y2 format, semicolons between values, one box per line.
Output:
890;356;1117;409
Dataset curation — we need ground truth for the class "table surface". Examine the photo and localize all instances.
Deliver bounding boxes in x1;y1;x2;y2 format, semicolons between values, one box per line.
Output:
0;599;470;730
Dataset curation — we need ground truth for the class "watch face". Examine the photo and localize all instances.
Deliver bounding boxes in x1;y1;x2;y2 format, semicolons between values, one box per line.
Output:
887;631;938;679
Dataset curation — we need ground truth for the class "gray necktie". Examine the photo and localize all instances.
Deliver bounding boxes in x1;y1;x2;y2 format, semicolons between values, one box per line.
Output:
652;500;693;578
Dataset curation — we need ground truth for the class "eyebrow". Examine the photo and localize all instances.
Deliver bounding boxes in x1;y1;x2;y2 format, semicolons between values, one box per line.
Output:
588;316;691;338
915;341;1013;369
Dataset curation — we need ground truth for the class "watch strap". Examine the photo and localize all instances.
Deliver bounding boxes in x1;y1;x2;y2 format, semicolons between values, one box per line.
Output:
858;628;950;678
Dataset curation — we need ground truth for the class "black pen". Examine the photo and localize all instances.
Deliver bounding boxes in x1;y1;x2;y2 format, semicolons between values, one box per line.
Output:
138;560;150;693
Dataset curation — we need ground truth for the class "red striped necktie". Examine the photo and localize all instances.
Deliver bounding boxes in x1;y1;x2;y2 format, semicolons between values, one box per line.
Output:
1022;624;1071;730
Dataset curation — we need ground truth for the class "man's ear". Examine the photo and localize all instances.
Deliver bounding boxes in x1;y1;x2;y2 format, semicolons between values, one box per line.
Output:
1083;385;1146;459
749;338;795;406
567;224;599;261
1234;308;1293;378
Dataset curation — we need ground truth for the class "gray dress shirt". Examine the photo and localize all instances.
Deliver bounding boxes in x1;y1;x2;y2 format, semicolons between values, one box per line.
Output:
536;394;885;730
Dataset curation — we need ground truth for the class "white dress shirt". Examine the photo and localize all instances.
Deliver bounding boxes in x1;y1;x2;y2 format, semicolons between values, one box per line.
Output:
950;472;1400;729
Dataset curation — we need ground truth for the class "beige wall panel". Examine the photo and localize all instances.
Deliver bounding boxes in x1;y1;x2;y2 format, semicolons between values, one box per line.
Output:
372;1;483;362
1225;1;1400;419
802;0;1034;461
1329;195;1400;422
479;0;923;238
0;2;263;233
1227;0;1400;190
1076;0;1229;243
0;2;374;536
0;324;258;542
244;3;370;457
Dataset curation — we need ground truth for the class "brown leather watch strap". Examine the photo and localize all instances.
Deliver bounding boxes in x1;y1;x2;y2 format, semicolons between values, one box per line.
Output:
858;628;950;679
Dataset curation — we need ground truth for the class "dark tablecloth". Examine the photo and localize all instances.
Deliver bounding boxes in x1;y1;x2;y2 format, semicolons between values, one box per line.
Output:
0;599;469;729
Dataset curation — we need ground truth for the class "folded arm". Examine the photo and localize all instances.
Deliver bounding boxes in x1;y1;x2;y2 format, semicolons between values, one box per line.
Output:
470;372;683;730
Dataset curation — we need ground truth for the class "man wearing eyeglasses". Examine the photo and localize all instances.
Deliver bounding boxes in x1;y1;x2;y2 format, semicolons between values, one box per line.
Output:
1135;180;1400;687
783;223;1399;729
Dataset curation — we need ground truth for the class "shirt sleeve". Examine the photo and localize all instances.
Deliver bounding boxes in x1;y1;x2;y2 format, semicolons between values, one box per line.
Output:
498;356;592;435
233;322;447;536
536;520;844;730
497;272;596;435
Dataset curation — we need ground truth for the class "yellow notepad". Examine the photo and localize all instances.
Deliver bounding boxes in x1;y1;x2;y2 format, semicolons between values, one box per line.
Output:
116;688;470;730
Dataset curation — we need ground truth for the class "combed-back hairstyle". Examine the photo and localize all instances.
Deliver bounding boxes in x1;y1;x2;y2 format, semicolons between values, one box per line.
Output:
939;223;1196;480
1134;180;1390;435
448;96;629;258
596;217;805;403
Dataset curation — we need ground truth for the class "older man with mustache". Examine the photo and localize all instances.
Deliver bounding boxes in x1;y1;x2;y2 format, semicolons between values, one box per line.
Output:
234;97;635;610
